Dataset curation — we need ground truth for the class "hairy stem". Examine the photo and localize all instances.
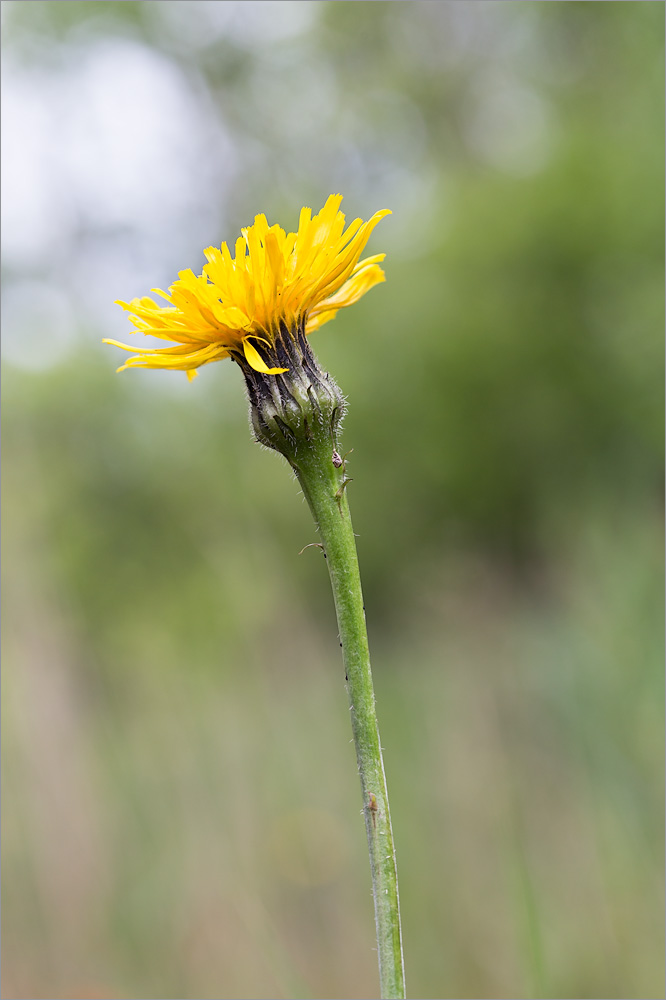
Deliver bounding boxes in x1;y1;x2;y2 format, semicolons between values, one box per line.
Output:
293;438;405;1000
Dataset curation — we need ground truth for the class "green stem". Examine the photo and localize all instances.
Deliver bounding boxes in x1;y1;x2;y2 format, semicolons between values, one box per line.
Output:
293;436;406;1000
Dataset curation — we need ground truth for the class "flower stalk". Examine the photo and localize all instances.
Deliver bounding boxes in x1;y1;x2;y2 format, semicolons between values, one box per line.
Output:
237;325;406;999
295;438;406;1000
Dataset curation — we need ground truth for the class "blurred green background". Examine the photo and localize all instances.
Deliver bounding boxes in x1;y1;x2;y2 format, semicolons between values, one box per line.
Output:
2;3;664;998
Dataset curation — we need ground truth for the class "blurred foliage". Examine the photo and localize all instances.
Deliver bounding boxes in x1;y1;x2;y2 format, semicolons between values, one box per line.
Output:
2;3;664;999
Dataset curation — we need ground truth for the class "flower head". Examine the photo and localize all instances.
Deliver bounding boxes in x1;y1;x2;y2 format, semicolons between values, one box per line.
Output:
106;195;390;381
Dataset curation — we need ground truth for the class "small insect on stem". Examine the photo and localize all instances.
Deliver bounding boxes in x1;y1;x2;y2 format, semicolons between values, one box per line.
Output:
368;792;379;829
332;447;354;472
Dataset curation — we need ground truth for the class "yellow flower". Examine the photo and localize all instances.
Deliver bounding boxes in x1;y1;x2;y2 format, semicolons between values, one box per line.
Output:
105;195;391;381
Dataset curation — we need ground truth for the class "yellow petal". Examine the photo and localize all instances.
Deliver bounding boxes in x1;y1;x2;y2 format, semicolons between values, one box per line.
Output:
305;308;339;334
242;337;288;374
